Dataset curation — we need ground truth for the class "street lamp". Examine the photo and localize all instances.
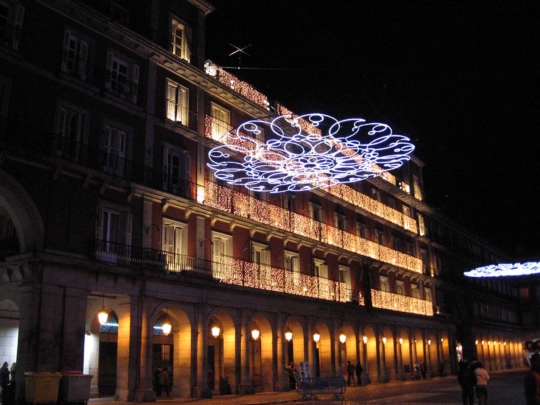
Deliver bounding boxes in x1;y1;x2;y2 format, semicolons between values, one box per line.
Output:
313;330;321;343
339;331;347;344
162;308;172;336
285;325;293;342
98;295;108;325
251;327;260;340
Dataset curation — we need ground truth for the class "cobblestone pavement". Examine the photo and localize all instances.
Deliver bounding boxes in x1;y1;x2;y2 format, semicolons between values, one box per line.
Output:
90;369;527;405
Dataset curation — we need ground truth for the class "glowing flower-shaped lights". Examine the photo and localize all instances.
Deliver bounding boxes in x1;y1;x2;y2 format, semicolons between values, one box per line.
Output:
207;113;415;193
464;262;540;277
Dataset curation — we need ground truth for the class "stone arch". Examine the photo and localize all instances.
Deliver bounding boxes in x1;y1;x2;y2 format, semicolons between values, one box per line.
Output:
0;169;44;253
248;312;273;391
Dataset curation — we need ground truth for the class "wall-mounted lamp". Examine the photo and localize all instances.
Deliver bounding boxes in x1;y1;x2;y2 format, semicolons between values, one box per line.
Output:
363;336;368;344
285;325;293;342
313;330;321;343
382;337;387;345
211;324;221;338
428;339;431;345
251;327;260;340
339;331;347;344
98;295;108;326
475;340;478;345
399;338;403;345
162;308;172;336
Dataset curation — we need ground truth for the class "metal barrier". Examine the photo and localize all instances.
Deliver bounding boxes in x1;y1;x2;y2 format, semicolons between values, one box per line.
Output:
296;376;347;400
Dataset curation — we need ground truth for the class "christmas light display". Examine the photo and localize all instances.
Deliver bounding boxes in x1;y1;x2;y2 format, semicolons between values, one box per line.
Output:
204;181;423;273
464;262;540;277
358;290;433;316
207;113;415;193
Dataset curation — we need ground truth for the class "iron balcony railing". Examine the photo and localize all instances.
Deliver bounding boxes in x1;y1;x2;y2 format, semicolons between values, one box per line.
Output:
91;239;350;303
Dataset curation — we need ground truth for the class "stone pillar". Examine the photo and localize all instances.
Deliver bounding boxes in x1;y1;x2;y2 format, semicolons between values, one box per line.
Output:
238;309;254;394
193;304;211;398
115;295;139;401
275;313;288;391
135;295;156;401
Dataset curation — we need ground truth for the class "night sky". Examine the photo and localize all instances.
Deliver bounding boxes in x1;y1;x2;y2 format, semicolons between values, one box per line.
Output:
205;0;540;259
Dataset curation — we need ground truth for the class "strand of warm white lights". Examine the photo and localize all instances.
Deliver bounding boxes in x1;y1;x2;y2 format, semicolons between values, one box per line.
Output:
207;113;414;193
204;181;423;273
204;60;269;109
358;290;433;316
464;262;540;277
212;256;348;302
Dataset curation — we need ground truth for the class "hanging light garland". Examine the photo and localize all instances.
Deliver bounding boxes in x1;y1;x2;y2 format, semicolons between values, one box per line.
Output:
465;262;540;277
208;113;415;193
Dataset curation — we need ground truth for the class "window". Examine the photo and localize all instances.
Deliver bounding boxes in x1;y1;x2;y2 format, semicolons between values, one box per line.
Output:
61;30;90;81
312;258;328;279
424;287;432;302
391;235;401;251
281;193;296;212
402;205;411;218
379;276;389;292
252;242;270;266
55;103;88;162
284;251;299;272
212;231;232;277
95;204;132;264
309;202;323;222
396;280;404;295
339;265;351;299
412;174;423;200
210;102;230;141
163;144;191;198
0;1;24;51
417;214;426;236
411;284;420;299
370;187;381;202
162;219;188;271
166;79;189;124
334;211;346;231
375;228;386;246
356;219;369;239
387;197;396;210
102;122;130;177
170;17;190;62
105;51;139;103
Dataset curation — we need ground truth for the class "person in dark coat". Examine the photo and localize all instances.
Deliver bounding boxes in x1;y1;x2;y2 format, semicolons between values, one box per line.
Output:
159;367;170;397
525;353;540;405
154;367;162;396
346;361;355;386
355;362;363;386
458;361;475;405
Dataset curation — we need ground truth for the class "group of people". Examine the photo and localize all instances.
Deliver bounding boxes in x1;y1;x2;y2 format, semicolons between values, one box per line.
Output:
457;359;489;405
346;361;363;386
153;367;170;397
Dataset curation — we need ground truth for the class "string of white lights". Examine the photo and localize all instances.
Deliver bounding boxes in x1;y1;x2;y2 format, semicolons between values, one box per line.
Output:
207;113;415;193
464;262;540;277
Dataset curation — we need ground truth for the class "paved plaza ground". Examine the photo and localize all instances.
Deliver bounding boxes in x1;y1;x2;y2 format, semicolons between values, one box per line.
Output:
90;369;528;404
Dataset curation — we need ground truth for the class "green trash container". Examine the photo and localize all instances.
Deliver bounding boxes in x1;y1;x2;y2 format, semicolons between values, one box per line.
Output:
58;373;93;405
24;372;62;404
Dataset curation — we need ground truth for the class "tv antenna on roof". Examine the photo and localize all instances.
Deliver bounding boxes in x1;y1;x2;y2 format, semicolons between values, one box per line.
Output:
229;43;251;68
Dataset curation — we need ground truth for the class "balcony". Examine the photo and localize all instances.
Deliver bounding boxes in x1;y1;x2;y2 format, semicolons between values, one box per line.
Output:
359;289;434;316
91;239;349;302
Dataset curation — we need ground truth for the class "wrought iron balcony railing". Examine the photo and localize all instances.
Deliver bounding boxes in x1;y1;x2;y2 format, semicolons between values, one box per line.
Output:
91;239;349;302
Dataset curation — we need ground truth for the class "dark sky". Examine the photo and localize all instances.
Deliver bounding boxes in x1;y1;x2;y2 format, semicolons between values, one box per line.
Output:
205;0;540;259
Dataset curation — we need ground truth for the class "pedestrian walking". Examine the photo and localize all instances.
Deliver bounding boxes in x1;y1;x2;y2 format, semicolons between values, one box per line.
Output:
159;367;170;397
525;353;540;405
458;360;475;405
355;362;363;386
0;362;10;399
347;361;355;386
154;366;162;396
473;362;489;405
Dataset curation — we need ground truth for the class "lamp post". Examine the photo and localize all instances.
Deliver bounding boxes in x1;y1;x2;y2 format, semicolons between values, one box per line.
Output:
98;295;108;325
380;337;387;382
362;336;369;384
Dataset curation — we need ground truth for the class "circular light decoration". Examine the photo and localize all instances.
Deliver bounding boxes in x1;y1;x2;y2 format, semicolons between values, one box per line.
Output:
464;262;540;277
207;113;415;193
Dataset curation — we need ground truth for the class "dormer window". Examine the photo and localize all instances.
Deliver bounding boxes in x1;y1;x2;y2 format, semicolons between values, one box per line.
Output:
170;17;190;62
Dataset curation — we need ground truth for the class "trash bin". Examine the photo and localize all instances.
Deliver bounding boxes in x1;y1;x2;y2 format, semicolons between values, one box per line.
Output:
1;381;16;405
58;373;93;405
25;372;62;404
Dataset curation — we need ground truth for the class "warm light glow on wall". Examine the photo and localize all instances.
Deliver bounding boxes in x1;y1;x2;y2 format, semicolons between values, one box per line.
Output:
204;181;422;273
361;289;434;316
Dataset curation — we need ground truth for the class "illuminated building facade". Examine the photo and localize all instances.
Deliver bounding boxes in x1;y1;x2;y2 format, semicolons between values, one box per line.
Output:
0;0;528;402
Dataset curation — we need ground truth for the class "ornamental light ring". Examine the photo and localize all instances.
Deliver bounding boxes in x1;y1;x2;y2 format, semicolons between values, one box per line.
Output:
464;262;540;277
207;113;415;193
